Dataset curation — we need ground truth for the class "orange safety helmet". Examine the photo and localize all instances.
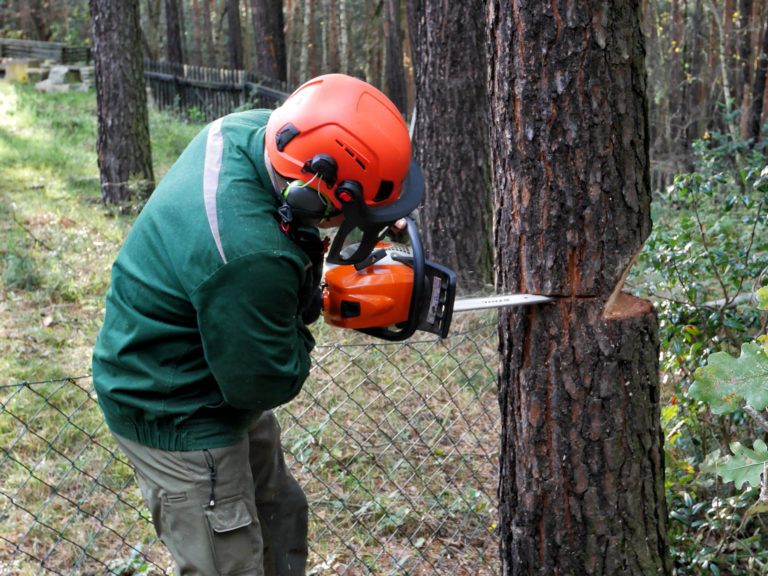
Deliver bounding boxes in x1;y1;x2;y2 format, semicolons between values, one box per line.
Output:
265;74;415;215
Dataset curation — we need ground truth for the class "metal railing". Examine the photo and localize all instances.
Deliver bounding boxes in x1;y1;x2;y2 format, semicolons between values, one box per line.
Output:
0;323;501;575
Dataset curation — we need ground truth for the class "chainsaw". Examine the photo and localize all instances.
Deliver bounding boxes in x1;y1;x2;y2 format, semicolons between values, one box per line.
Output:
321;217;556;341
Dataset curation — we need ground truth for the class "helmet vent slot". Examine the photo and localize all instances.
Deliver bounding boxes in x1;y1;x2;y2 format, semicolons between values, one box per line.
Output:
336;139;366;171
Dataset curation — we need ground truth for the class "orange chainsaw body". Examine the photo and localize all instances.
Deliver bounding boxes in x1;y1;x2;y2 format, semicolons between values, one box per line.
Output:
322;229;456;340
323;257;414;330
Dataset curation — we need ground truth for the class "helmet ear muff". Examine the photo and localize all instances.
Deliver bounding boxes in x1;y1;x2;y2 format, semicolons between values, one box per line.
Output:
283;181;331;225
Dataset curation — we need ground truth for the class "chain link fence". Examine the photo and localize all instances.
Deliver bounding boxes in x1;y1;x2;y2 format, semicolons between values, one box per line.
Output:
1;323;501;575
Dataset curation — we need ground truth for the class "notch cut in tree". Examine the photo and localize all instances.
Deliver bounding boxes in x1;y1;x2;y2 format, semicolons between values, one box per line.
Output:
488;1;671;573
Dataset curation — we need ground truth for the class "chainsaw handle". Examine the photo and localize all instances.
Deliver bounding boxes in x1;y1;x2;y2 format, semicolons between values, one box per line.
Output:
359;217;425;342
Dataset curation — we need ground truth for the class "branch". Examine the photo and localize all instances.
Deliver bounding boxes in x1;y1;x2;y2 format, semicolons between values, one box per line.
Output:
744;405;768;434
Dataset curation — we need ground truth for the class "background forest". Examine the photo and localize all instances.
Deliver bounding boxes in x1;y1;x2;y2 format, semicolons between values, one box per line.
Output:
2;0;768;574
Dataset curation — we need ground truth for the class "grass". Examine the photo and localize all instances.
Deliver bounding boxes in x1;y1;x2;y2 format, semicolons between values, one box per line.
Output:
0;80;501;575
0;81;199;383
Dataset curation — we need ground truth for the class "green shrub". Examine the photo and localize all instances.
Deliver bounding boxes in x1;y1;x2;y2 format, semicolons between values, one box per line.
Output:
632;126;768;574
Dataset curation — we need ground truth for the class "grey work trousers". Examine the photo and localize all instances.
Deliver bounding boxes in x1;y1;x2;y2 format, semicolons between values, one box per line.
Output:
113;411;308;576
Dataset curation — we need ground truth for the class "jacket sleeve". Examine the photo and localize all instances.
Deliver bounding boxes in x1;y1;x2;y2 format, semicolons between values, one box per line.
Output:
191;249;315;411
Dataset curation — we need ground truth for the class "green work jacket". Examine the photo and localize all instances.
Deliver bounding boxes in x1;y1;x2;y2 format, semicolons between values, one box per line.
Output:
92;109;315;450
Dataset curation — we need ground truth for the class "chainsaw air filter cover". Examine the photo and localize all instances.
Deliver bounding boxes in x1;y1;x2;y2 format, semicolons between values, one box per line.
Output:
322;238;456;341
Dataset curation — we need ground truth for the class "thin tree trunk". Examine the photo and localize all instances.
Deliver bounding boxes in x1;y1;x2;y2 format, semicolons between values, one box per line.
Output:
189;0;204;66
203;0;217;67
165;0;184;63
309;0;318;76
383;0;406;113
328;0;339;71
299;0;313;81
748;12;768;144
144;0;162;60
738;0;753;138
488;1;671;573
227;0;243;69
339;0;349;74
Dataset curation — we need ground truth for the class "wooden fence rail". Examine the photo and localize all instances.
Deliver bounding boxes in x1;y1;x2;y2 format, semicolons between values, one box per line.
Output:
144;60;289;121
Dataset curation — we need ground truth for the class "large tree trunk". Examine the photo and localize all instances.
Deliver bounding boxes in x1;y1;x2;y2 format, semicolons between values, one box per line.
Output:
487;1;671;573
407;0;492;293
90;0;154;208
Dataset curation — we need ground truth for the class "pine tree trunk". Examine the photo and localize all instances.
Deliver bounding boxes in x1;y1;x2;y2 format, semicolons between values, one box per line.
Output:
383;0;406;113
89;0;154;207
488;1;671;573
189;0;204;66
203;0;218;67
748;14;768;144
408;0;492;293
339;0;349;74
299;0;312;81
165;0;184;63
143;0;162;60
250;0;287;83
227;0;243;69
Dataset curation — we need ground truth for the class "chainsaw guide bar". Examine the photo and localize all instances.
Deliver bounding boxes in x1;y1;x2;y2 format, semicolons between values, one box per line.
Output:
453;294;557;312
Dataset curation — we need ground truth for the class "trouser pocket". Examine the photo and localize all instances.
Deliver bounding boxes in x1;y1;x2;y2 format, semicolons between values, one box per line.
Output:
204;495;264;575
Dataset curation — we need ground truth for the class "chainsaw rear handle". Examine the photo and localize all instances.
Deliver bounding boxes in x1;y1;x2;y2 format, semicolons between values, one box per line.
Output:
357;216;425;342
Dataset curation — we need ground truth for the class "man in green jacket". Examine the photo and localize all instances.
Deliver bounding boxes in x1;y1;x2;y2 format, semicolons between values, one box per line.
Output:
92;73;421;576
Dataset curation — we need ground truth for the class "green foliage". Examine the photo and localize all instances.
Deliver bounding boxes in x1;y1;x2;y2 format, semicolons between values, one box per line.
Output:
690;342;768;414
632;123;768;574
702;440;768;490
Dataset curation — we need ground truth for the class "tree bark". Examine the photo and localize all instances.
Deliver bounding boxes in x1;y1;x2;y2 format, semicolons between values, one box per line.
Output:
748;12;768;144
203;0;217;67
383;0;406;113
142;0;162;60
189;0;204;66
338;0;349;74
164;0;184;63
299;0;313;81
407;0;492;293
250;0;287;82
737;0;753;138
89;0;155;207
487;1;671;573
227;0;243;69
